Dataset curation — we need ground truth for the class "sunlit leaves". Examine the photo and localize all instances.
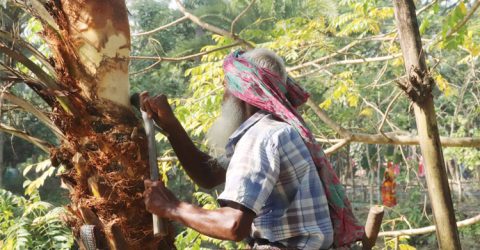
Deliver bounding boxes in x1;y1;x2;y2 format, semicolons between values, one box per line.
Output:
458;31;480;64
359;107;374;117
439;2;468;49
320;98;332;110
419;18;430;35
21;159;60;196
464;31;480;56
262;16;330;64
444;127;480;170
0;190;74;250
334;0;393;36
434;73;455;97
320;71;359;110
175;37;229;141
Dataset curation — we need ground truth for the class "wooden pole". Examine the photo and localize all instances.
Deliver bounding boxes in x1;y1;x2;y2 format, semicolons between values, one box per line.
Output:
362;205;384;250
392;1;461;249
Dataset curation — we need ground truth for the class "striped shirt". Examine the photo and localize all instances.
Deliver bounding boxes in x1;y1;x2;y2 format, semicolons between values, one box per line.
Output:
218;111;333;249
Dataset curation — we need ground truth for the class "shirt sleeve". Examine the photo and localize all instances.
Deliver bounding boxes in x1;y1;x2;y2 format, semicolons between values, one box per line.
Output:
218;130;281;215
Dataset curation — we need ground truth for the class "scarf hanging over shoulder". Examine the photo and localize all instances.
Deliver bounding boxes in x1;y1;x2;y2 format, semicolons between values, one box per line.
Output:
223;50;364;247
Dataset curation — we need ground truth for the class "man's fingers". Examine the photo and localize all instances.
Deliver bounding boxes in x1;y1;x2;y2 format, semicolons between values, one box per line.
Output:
145;99;155;119
144;179;153;188
140;91;150;111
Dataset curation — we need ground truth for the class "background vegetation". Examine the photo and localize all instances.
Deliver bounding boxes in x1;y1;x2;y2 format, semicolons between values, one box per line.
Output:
1;0;479;249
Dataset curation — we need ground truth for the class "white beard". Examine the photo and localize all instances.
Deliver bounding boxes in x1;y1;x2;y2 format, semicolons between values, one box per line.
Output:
206;97;244;159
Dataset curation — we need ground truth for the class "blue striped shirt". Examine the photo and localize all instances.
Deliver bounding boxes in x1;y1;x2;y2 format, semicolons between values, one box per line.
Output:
218;111;333;249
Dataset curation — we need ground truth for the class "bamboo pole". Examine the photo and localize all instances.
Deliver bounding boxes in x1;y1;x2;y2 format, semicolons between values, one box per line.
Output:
392;1;461;249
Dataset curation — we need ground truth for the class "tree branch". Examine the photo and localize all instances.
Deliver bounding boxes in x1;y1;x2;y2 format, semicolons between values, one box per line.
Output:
306;98;352;139
361;96;401;131
306;99;480;148
324;139;350;155
130;42;240;62
175;0;254;49
286;41;361;72
378;91;403;137
129;60;163;76
293;53;402;78
0;43;59;90
0;123;52;152
443;0;480;42
0;29;56;75
13;0;60;33
349;132;480;147
2;92;64;139
132;16;189;37
378;213;480;237
417;0;439;15
230;0;257;34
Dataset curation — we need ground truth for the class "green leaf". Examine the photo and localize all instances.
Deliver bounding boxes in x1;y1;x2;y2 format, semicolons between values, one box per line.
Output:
419;18;430;35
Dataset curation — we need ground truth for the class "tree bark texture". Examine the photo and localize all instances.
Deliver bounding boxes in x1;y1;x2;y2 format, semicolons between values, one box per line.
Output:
362;205;384;250
23;0;175;249
392;1;461;249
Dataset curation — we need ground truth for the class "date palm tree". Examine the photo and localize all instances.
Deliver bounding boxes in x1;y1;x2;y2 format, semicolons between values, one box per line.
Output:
1;1;173;248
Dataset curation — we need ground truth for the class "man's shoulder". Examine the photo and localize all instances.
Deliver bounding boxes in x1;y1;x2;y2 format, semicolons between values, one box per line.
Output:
246;114;296;141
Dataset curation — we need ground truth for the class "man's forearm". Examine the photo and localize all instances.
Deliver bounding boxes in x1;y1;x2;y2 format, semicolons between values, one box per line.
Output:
165;118;225;188
166;202;250;241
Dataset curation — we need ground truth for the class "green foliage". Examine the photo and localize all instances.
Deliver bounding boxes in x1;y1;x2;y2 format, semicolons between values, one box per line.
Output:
0;189;74;249
3;0;480;248
458;219;480;238
440;2;468;49
335;0;394;36
21;159;65;197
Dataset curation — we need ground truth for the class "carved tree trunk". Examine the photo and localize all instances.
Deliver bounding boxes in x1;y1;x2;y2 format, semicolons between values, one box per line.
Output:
392;1;461;249
13;0;174;249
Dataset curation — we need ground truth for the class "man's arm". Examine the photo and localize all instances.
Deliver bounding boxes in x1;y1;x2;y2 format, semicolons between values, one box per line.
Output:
144;180;254;241
141;92;225;189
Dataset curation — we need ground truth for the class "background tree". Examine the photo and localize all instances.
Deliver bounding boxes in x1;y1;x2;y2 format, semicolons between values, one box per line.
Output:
1;0;479;249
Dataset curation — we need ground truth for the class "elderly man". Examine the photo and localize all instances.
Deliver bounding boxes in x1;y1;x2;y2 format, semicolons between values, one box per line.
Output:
141;49;363;249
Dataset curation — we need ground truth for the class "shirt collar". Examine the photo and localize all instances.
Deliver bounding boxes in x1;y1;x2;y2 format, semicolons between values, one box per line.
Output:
225;110;269;156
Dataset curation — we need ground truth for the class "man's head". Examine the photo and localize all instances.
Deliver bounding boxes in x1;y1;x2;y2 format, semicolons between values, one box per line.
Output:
207;49;287;156
242;48;288;84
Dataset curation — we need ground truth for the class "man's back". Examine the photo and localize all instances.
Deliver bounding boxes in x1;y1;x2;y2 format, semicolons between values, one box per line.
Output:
219;111;333;249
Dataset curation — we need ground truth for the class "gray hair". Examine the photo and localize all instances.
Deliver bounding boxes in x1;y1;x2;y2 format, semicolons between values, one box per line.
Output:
243;48;287;84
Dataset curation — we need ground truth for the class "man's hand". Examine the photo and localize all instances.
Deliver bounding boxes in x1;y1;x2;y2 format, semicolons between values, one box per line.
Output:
143;184;255;242
139;92;226;189
140;92;177;132
143;180;179;218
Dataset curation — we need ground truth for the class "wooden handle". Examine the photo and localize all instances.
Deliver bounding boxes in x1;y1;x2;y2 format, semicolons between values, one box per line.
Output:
141;110;168;237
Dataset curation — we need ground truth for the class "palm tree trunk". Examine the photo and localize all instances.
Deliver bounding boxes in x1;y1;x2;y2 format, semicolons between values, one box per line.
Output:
22;1;174;249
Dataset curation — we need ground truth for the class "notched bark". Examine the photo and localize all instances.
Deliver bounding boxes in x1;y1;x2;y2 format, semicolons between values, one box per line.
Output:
396;65;435;104
28;1;175;248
